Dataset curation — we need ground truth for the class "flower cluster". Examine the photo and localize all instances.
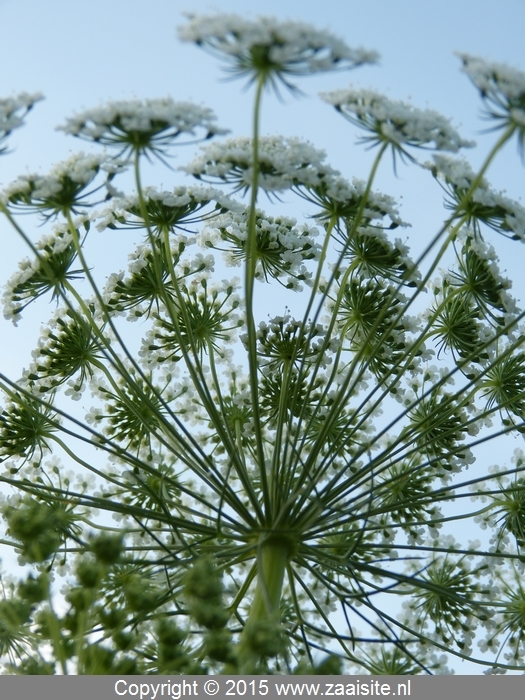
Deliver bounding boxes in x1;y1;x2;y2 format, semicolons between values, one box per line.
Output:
25;307;103;397
2;218;89;323
330;273;417;380
321;88;474;159
95;184;238;234
1;152;124;219
0;92;43;154
428;155;525;240
311;175;405;226
101;239;219;320
2;11;525;678
178;14;378;90
58;98;227;158
339;226;419;286
201;208;319;288
0;390;59;465
141;275;242;365
185;135;335;192
457;54;525;141
253;314;338;372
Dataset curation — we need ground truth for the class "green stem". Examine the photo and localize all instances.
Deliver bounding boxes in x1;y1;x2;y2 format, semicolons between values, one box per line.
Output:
44;603;69;675
271;360;291;511
238;539;290;660
245;73;271;519
250;541;289;620
239;536;291;673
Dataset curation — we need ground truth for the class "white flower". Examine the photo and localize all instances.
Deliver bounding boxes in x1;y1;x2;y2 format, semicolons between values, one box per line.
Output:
317;174;406;226
202;207;319;285
178;14;378;89
321;87;474;154
1;222;84;322
427;154;479;189
457;53;525;125
94;184;240;233
58;98;227;157
2;152;110;217
185;135;335;192
0;92;44;150
429;155;525;240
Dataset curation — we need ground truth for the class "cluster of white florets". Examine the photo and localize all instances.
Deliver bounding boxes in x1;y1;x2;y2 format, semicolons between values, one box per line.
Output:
329;177;407;225
2;259;40;322
252;314;338;372
321;88;475;153
0;92;43;144
472;189;525;240
428;154;480;189
95;184;239;232
2;212;92;325
201;208;319;289
58;98;226;147
178;14;378;77
351;227;420;283
450;228;517;315
185;135;334;192
140;275;242;367
429;155;525;240
457;54;525;121
1;152;124;211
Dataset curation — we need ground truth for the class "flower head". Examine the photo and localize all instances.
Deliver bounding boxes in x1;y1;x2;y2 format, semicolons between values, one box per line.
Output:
0;92;44;154
201;208;319;288
428;155;525;241
184;135;335;192
0;391;58;465
95;185;239;235
457;53;525;151
1;152;121;219
26;307;103;396
58;98;227;159
321;88;474;163
179;14;378;92
2;218;88;323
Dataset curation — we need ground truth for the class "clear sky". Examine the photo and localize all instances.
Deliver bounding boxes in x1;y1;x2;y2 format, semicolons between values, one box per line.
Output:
1;0;525;672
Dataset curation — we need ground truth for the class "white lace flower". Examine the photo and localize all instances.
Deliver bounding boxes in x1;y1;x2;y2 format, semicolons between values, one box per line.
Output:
202;207;319;287
0;92;44;153
95;184;240;233
457;54;525;137
2;152;112;218
321;88;474;157
2;220;86;322
429;155;525;240
184;135;335;192
178;14;378;90
58;98;227;157
312;173;406;226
